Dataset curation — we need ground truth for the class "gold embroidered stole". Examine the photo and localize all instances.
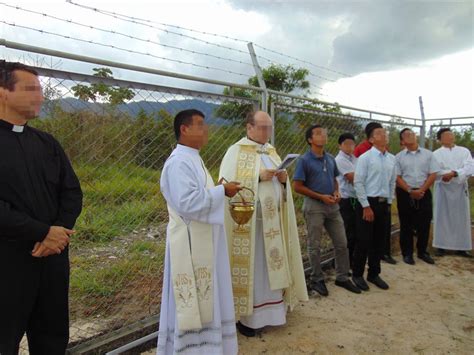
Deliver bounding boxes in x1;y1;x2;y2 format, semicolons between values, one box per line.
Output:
230;145;290;317
258;182;290;291
168;164;214;331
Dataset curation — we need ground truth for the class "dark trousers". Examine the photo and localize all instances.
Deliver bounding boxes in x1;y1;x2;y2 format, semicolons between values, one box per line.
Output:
396;187;433;256
339;198;357;268
0;241;70;355
384;210;392;257
353;198;390;278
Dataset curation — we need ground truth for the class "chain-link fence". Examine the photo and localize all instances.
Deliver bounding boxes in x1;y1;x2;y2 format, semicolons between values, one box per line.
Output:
14;63;465;354
268;95;422;260
24;67;261;353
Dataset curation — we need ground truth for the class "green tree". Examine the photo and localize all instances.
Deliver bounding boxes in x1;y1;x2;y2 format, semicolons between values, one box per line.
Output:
215;64;311;123
72;68;135;108
248;64;310;93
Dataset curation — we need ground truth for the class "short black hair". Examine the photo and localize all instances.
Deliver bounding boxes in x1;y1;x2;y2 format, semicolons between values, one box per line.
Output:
365;122;383;139
399;128;413;142
437;127;451;141
173;109;205;141
305;124;322;145
338;132;355;145
0;61;38;91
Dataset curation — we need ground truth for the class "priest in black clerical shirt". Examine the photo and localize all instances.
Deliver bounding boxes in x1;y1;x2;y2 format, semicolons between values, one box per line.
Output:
0;61;83;355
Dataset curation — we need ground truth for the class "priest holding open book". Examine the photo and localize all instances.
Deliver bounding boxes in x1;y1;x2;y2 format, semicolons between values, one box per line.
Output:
219;110;308;338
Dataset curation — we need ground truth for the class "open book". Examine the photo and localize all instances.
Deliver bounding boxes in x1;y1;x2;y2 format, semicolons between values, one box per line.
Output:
277;154;300;171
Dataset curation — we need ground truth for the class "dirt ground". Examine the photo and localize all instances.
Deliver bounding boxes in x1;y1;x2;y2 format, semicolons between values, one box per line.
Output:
236;254;474;354
144;252;473;355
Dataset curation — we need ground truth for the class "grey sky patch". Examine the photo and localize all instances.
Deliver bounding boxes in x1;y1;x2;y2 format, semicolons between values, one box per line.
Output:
229;0;474;76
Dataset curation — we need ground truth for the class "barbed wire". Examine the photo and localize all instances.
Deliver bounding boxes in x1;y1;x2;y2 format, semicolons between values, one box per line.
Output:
0;2;256;69
254;44;350;78
65;0;253;58
66;0;350;80
1;21;253;78
1;1;333;97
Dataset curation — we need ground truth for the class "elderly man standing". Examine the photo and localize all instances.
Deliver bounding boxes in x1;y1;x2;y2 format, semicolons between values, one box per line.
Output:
219;111;308;337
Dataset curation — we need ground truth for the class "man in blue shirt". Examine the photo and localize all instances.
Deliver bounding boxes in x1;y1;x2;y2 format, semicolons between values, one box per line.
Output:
353;125;396;291
293;125;360;296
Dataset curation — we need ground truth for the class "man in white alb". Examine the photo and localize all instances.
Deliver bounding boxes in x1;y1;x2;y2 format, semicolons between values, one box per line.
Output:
433;127;473;257
157;109;241;354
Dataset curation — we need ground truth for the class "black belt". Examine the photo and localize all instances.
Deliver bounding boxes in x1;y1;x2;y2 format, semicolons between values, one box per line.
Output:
341;197;358;207
368;196;388;203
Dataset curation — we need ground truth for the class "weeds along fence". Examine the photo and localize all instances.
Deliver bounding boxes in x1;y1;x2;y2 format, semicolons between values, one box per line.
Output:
2;41;455;353
31;67;262;352
28;65;423;353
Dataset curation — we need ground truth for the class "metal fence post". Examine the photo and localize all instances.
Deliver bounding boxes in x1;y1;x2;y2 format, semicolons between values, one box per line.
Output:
419;96;426;148
429;125;434;150
270;101;275;146
247;42;268;112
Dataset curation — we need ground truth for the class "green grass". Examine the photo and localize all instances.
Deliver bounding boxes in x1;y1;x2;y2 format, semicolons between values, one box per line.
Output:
70;240;165;312
72;163;167;244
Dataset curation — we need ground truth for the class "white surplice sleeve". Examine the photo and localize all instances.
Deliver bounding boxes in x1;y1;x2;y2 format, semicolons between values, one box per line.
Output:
161;158;225;225
455;147;474;183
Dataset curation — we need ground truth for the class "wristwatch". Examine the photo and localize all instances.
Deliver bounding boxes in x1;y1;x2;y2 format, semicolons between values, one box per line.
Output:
453;170;459;177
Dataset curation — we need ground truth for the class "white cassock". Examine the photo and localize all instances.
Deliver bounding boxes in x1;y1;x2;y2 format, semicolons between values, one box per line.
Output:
157;144;238;355
433;145;474;251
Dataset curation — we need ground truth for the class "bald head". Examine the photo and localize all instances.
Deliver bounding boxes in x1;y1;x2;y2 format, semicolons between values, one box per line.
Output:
246;110;273;144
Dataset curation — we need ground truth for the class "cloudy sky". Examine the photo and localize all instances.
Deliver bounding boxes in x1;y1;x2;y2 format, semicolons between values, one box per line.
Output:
1;0;473;120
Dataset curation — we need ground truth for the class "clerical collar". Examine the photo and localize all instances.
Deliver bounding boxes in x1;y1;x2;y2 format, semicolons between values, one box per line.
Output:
176;143;200;156
0;119;26;133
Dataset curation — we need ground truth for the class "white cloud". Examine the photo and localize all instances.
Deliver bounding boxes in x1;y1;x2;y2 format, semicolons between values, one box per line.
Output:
1;0;473;119
322;48;474;118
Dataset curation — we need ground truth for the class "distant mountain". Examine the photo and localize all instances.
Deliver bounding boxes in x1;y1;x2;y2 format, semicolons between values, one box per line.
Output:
41;98;230;124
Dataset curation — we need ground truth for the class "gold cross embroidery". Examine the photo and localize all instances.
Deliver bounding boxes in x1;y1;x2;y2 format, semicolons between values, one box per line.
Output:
264;228;280;240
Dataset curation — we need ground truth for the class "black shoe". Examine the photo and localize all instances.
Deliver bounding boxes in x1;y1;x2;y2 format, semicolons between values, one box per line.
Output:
403;255;415;265
367;275;389;290
435;248;446;257
236;322;256;337
352;276;369;291
418;253;435;264
455;251;473;258
382;255;397;264
310;280;329;296
335;279;361;294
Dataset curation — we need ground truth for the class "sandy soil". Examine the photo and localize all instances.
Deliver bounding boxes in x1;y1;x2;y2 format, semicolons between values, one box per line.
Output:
236;254;474;354
142;253;473;355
